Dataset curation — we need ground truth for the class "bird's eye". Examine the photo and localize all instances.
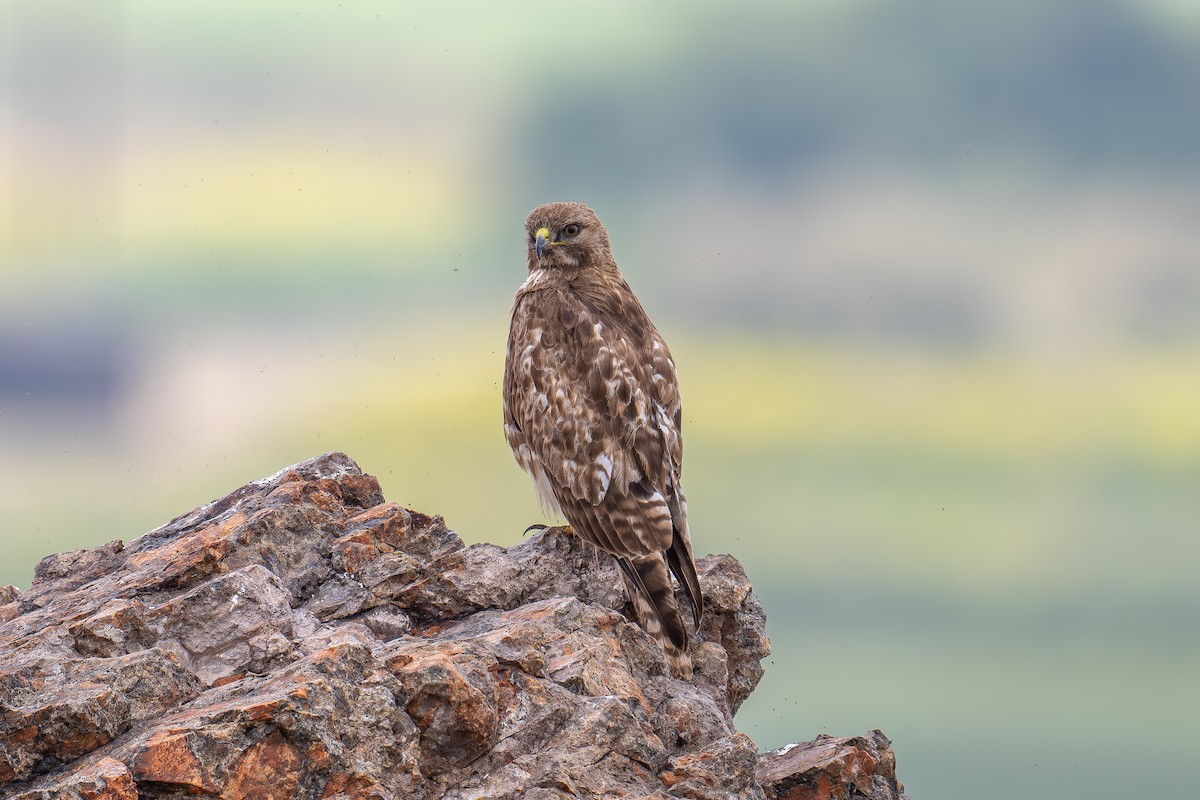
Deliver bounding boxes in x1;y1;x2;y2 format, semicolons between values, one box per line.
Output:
563;224;581;238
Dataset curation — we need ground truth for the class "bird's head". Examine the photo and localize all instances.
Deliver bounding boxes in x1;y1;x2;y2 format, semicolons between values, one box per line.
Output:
524;201;612;271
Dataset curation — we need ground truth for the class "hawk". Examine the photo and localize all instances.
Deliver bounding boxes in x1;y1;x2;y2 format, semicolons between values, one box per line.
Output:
502;201;703;678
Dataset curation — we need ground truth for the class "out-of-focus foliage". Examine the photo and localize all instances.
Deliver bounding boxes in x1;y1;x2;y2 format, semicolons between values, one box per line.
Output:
2;2;1198;799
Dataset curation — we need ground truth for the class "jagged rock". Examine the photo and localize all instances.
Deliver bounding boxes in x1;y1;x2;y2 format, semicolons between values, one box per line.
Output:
0;452;905;799
757;731;908;800
0;587;20;627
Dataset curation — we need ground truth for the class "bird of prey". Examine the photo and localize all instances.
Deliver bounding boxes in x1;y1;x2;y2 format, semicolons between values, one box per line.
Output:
502;201;703;678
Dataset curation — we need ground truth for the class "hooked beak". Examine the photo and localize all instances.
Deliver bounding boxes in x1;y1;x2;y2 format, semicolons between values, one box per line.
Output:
534;227;551;259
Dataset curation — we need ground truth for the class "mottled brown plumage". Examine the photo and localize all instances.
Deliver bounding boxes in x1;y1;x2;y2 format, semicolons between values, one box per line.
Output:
502;201;703;677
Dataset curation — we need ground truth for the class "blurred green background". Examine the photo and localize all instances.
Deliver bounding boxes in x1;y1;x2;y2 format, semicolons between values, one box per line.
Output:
2;1;1198;797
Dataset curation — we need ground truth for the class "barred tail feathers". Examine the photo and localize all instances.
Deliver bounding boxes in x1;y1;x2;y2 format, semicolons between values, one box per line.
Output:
618;556;693;679
665;483;703;629
666;526;703;629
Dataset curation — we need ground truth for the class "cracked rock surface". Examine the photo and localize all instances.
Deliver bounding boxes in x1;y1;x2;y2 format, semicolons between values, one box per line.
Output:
0;452;906;799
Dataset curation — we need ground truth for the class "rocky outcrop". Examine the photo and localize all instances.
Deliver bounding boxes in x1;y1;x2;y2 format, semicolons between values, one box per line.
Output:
0;452;907;799
757;731;907;800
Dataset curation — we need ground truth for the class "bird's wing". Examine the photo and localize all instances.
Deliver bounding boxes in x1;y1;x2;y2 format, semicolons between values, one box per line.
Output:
563;275;703;629
504;281;678;558
505;277;702;664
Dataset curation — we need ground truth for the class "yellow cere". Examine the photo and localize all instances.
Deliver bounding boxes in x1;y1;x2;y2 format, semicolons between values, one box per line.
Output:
535;226;552;243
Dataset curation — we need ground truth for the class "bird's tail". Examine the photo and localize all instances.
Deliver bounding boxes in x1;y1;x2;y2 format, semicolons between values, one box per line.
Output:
619;556;692;679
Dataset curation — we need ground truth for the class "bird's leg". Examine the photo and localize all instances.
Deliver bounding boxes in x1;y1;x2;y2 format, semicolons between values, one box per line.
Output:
523;523;574;537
